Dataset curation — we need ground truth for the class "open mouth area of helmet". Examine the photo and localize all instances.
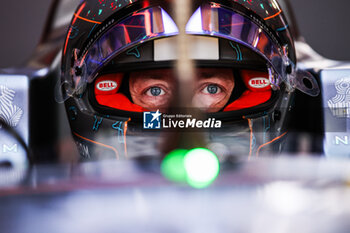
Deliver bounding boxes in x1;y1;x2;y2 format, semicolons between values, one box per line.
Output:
91;66;275;115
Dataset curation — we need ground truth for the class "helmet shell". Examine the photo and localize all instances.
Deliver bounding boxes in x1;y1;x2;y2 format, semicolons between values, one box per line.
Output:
61;0;297;160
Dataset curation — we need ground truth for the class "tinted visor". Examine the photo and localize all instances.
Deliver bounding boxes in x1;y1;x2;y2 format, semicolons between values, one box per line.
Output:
59;3;290;102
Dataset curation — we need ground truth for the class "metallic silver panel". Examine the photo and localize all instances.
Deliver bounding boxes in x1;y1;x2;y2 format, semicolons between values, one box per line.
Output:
321;68;350;158
0;75;29;167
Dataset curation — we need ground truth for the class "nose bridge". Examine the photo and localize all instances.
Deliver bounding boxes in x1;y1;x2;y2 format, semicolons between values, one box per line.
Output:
173;0;196;109
160;0;207;155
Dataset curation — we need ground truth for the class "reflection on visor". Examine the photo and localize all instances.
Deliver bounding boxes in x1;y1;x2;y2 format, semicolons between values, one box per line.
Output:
186;5;282;67
84;4;284;82
84;7;178;83
60;3;319;101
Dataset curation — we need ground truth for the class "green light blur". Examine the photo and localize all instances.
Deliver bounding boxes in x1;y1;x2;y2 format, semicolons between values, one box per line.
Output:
184;148;220;188
161;149;188;183
161;148;220;188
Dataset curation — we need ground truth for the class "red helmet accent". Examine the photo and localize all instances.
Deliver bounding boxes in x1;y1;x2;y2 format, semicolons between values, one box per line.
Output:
241;70;271;92
224;90;271;111
95;74;148;112
224;70;272;111
94;73;123;95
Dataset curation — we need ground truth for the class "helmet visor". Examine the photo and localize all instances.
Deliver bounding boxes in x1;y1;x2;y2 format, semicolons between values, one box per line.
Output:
58;3;293;102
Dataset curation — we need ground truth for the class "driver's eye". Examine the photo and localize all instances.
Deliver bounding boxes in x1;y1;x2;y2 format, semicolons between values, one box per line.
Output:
203;84;221;94
146;87;165;96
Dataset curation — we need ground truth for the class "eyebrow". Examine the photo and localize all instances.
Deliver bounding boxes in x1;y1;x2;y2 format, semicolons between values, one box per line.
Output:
199;72;215;78
145;74;166;79
198;72;232;80
133;72;172;80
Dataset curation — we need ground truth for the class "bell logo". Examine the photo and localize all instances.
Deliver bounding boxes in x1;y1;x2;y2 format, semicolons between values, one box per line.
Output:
96;80;118;91
249;78;270;88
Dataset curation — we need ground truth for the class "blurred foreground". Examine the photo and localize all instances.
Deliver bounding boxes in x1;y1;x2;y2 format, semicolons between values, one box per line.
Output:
1;156;350;233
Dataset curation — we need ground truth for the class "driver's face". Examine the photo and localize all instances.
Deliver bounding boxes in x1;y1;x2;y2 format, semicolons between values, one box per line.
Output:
129;68;235;112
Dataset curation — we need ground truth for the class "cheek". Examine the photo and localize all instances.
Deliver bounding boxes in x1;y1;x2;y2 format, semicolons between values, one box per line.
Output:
192;92;228;109
145;96;169;105
129;89;143;106
130;91;173;111
140;96;172;112
129;79;144;97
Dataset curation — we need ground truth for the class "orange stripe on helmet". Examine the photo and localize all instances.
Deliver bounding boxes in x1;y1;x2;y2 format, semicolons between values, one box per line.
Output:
264;10;282;21
256;132;287;156
73;132;120;159
123;118;131;158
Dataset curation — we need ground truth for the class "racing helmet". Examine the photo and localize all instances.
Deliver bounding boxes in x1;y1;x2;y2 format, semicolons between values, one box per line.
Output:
58;0;319;160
